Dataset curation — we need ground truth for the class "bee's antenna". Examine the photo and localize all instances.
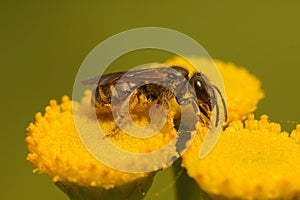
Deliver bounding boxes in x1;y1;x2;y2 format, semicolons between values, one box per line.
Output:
214;97;220;127
212;85;227;126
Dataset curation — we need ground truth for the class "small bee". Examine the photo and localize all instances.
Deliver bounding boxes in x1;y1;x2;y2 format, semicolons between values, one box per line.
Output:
82;66;227;130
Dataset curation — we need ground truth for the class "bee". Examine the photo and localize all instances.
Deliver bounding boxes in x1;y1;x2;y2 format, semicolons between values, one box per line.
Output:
82;66;227;130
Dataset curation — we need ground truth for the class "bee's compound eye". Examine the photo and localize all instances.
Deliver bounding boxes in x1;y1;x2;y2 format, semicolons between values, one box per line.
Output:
195;80;203;90
194;79;209;102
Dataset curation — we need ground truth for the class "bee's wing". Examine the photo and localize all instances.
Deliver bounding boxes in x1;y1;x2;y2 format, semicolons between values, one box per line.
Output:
120;68;171;83
81;71;127;85
82;67;178;86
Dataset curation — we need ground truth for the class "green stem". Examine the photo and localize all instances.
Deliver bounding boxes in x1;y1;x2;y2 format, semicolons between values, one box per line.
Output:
173;158;211;200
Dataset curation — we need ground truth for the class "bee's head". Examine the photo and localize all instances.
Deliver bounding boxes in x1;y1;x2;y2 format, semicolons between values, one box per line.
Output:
189;72;215;110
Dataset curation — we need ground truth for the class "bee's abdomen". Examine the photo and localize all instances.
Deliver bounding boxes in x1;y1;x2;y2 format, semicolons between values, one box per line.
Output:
93;85;112;107
141;84;175;101
93;82;176;111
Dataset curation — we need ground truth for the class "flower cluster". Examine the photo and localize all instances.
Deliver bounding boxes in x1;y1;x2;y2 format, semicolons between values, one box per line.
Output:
26;56;300;199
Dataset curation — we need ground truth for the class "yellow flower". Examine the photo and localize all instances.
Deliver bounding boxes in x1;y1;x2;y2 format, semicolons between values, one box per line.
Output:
165;56;264;122
165;57;300;199
26;91;178;199
182;115;300;199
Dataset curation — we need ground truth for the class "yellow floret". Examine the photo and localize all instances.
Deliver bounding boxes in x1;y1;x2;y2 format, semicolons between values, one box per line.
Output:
165;56;264;122
182;114;300;199
290;124;300;144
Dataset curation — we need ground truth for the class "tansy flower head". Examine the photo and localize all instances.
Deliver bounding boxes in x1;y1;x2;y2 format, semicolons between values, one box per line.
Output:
182;114;300;199
26;91;179;199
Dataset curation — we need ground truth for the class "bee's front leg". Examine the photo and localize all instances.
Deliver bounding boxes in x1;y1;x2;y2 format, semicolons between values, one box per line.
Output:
176;97;209;128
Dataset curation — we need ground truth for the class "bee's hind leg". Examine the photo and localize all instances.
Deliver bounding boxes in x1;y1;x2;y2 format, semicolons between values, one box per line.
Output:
109;94;136;136
149;96;171;119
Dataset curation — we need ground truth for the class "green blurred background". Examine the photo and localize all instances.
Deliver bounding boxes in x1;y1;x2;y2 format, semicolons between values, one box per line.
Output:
1;1;300;199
